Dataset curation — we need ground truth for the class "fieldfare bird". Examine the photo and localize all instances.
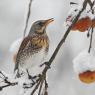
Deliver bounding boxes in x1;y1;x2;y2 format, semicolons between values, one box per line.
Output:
14;18;54;78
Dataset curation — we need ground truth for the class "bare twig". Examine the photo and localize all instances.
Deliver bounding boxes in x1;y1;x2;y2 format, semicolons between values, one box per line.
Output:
88;5;95;53
23;0;33;38
88;0;94;7
88;27;94;53
31;80;41;95
38;80;44;95
0;71;18;91
0;82;17;90
44;79;48;95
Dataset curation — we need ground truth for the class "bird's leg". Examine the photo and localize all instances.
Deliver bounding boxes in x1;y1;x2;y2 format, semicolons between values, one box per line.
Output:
22;70;38;89
15;69;23;78
26;69;37;85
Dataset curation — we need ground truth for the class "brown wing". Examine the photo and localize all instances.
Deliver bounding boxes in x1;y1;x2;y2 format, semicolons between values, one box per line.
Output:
14;37;31;71
14;35;49;71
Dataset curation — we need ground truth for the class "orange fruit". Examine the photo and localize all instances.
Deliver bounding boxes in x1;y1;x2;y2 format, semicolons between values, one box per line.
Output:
72;17;92;32
79;71;95;84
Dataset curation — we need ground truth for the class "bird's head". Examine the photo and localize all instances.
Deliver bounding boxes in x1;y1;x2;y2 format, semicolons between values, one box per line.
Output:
29;18;54;35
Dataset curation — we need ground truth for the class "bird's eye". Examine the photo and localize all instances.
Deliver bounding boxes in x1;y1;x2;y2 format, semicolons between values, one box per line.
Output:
38;22;44;26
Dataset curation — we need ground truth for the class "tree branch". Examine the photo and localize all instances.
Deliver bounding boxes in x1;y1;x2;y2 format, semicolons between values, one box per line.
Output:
0;71;18;91
88;27;94;53
88;1;95;53
23;0;33;38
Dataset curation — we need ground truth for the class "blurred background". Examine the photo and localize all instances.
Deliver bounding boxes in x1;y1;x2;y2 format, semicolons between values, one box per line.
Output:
0;0;95;95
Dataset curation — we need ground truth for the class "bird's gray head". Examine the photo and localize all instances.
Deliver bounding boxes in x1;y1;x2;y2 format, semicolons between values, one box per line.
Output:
29;18;54;35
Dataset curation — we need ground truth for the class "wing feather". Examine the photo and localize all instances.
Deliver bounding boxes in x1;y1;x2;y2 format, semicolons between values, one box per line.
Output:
14;35;49;72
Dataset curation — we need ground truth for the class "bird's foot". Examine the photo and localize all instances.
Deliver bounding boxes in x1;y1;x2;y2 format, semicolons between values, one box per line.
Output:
15;70;24;78
45;62;51;69
26;70;38;84
40;61;51;69
23;75;38;89
23;81;35;89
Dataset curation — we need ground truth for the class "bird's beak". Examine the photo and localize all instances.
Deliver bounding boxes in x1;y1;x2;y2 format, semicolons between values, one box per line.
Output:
45;18;54;26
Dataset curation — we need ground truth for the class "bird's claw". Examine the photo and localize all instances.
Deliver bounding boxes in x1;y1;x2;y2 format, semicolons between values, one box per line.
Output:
40;62;51;69
27;70;37;84
45;62;51;69
23;82;35;89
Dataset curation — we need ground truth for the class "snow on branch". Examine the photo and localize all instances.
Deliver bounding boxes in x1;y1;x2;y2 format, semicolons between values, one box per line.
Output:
0;71;18;90
73;49;95;74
